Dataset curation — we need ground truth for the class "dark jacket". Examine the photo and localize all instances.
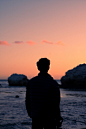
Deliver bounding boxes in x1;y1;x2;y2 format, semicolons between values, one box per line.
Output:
25;72;61;119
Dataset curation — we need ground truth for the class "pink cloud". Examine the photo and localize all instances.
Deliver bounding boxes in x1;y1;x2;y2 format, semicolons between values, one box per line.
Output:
42;40;54;44
13;41;23;44
0;41;10;46
55;41;65;46
26;40;36;46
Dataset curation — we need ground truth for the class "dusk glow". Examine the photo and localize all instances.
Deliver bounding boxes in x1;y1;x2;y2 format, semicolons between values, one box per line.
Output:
0;0;86;79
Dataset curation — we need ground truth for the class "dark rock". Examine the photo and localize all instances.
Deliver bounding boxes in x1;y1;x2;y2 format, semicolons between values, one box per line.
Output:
8;73;29;86
60;64;86;89
15;95;19;98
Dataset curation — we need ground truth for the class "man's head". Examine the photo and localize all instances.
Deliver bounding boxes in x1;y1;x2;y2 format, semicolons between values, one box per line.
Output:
37;58;50;72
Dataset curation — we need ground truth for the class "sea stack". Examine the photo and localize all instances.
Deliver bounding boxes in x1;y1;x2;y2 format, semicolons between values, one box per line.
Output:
8;73;28;86
61;64;86;89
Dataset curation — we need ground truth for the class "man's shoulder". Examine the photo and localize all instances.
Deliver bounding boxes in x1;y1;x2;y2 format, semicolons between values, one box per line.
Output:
28;73;59;87
26;76;38;89
29;76;37;80
29;75;39;83
47;74;59;87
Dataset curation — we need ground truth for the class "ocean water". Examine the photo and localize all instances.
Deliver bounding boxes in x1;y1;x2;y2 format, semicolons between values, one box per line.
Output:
0;80;86;129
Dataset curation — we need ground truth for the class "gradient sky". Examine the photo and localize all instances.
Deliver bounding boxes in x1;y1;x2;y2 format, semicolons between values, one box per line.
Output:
0;0;86;79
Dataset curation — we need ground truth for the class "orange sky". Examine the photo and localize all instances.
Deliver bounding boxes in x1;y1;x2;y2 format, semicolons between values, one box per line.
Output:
0;0;86;79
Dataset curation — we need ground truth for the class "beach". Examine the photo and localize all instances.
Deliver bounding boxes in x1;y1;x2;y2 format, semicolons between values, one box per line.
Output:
0;80;86;129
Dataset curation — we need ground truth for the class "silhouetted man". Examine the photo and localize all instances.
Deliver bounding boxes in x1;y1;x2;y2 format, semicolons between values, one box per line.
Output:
25;58;63;129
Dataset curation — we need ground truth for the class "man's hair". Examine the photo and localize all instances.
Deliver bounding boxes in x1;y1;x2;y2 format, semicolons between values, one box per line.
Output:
37;58;50;72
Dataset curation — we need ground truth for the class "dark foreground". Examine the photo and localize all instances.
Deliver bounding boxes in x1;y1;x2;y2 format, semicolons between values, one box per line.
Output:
0;80;86;129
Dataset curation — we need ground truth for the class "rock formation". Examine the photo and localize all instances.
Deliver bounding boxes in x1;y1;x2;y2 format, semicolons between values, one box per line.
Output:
8;73;28;86
61;64;86;89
